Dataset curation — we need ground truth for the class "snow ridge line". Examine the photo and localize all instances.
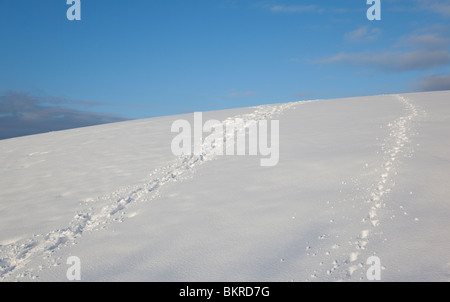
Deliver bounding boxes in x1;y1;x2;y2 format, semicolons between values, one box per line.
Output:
0;101;303;281
319;95;421;281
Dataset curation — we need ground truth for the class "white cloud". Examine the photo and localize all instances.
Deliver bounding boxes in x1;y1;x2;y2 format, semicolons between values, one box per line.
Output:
397;33;450;49
321;23;450;72
320;50;450;72
344;26;382;42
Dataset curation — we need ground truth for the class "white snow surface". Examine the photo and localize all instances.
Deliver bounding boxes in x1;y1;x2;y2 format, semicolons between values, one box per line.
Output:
0;91;449;282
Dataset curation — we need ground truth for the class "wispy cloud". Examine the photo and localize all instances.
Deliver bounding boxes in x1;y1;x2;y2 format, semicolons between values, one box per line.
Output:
344;26;382;42
320;23;450;72
419;0;450;17
0;91;128;140
396;33;450;49
414;74;450;91
388;0;450;17
319;50;450;72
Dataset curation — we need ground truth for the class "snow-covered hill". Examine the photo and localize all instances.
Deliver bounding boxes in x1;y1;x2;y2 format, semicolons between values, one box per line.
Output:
1;91;449;282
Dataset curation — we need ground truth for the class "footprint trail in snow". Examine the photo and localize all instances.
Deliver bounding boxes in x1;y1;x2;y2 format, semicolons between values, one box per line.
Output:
0;101;301;281
305;95;422;281
0;95;424;282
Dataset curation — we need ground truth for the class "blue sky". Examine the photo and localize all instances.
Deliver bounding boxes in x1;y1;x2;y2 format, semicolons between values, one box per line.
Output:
1;0;450;139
